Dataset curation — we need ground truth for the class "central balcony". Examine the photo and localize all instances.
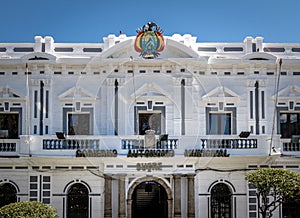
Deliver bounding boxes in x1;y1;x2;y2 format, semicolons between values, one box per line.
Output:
0;134;289;157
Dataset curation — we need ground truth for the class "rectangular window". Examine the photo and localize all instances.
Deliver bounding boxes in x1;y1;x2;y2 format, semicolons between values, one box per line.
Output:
250;91;254;119
262;126;265;134
280;113;300;138
208;113;231;135
34;91;38;118
45;91;49;118
68;113;90;135
261;91;265;119
29;176;38;201
0;113;19;138
29;175;51;204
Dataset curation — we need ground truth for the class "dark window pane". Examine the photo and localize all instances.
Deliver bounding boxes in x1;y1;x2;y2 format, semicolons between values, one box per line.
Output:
43;176;50;182
68;114;90;135
30;176;38;182
0;113;19;138
43;191;50;196
30;184;38;189
30;191;38;197
43;184;50;189
280;113;300;138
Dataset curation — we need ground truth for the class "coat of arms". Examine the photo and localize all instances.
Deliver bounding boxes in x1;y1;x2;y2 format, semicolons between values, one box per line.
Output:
134;22;165;59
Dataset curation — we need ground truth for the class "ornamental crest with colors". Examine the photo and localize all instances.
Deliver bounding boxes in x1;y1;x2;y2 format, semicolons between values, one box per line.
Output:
134;22;165;59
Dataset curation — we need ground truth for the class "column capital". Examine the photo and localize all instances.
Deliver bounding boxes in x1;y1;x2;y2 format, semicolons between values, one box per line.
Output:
173;174;182;179
187;174;196;179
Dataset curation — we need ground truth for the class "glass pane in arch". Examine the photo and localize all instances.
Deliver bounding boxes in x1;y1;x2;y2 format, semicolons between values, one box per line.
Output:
211;183;232;218
0;183;17;208
67;183;89;218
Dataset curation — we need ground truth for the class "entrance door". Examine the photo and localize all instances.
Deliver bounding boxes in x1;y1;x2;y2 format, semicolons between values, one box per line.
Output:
132;181;168;218
67;183;89;218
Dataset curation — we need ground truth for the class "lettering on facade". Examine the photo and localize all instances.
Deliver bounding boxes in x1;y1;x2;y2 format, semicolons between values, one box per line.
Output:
136;162;162;172
127;149;174;158
76;149;118;157
184;149;229;157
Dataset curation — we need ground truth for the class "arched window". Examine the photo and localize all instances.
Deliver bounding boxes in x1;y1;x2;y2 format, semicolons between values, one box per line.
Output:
211;183;232;218
0;183;17;207
67;183;89;218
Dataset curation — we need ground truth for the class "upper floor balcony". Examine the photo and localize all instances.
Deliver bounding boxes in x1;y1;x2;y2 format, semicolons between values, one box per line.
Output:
0;134;295;158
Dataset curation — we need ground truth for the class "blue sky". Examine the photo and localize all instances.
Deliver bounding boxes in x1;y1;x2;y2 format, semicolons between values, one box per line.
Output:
1;0;299;43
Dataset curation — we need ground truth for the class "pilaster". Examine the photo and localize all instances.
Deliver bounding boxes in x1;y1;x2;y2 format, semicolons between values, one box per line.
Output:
118;174;126;218
173;174;181;217
187;174;195;218
104;174;112;218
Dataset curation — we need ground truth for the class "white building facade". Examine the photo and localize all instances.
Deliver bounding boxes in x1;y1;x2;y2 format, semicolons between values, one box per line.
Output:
0;24;300;218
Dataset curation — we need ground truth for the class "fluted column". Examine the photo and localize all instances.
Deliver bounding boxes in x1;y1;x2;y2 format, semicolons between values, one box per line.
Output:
118;174;126;218
104;174;112;218
187;174;195;218
173;174;181;217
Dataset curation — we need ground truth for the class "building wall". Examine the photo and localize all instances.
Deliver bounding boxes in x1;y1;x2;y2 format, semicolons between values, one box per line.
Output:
0;33;300;217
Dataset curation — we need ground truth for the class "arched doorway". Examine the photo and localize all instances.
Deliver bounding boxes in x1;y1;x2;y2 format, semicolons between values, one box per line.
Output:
132;181;168;218
67;183;89;218
0;183;17;208
127;177;172;218
283;197;300;218
211;183;232;218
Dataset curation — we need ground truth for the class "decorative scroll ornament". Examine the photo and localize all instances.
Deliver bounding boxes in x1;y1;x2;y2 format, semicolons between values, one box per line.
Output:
134;22;165;59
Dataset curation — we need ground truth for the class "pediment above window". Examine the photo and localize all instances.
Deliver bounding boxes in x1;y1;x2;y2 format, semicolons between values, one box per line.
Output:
132;83;170;101
202;87;240;103
58;87;98;102
274;85;300;100
0;87;24;99
21;52;57;62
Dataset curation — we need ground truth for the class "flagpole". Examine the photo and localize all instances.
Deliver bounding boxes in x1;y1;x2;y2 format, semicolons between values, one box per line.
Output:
269;58;282;155
25;63;30;137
